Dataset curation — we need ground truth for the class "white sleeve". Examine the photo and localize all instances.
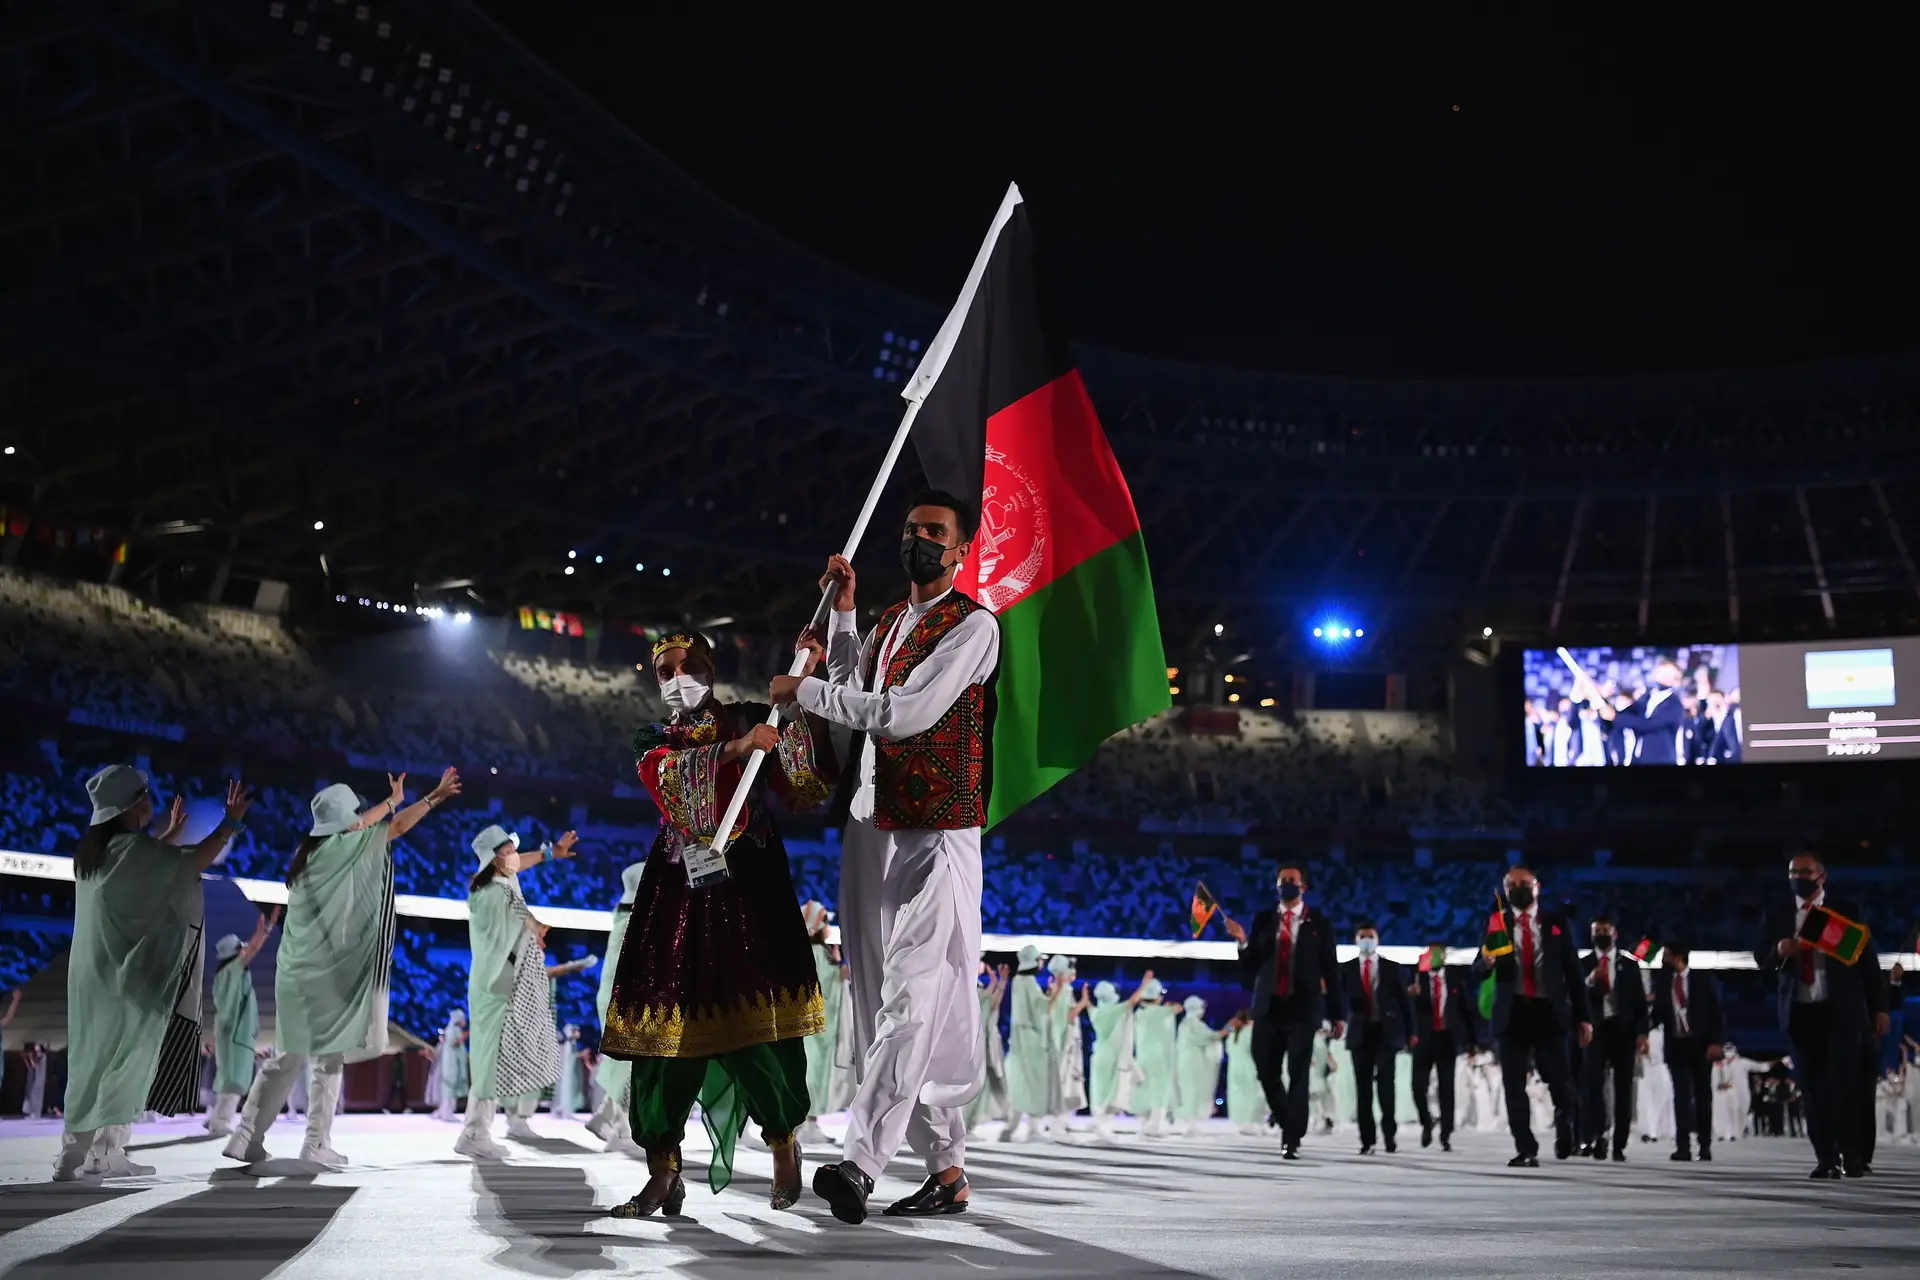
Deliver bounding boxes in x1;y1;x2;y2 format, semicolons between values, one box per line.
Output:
796;610;998;739
824;609;869;689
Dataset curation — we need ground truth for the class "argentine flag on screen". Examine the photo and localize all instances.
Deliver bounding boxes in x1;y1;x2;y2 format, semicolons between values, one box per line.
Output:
1804;648;1897;709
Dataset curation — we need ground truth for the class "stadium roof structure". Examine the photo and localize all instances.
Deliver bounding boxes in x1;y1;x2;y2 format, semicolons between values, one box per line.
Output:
7;1;1920;662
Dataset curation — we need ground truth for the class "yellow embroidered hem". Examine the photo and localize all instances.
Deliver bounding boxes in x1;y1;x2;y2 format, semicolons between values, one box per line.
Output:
603;986;826;1059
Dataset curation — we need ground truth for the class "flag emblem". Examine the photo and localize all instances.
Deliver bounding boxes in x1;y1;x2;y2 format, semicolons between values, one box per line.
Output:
1803;648;1896;709
1798;906;1871;966
973;444;1049;612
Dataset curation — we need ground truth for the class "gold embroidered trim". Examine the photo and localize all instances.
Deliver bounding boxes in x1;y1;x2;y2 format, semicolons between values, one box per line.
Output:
775;716;831;813
603;985;826;1059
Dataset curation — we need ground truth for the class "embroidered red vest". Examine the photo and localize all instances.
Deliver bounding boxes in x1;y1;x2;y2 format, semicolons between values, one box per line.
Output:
862;591;991;830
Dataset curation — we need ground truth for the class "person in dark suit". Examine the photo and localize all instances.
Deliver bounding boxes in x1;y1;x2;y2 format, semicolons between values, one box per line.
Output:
1472;866;1592;1167
1755;854;1889;1179
1651;944;1724;1162
1224;865;1347;1160
1588;658;1688;765
1579;914;1649;1161
1339;921;1410;1155
1408;942;1478;1151
1703;689;1742;764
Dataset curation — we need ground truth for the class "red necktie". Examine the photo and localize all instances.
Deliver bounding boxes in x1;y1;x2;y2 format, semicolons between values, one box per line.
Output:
1362;958;1374;1017
1433;975;1445;1031
1599;958;1611;995
1275;911;1295;997
1520;914;1538;998
1673;974;1688;1035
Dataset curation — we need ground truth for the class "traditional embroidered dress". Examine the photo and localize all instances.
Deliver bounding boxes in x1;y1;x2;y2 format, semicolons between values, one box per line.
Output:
601;680;835;1193
798;586;999;1182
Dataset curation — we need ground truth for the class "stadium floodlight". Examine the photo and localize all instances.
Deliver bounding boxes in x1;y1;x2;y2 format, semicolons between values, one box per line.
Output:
312;520;325;531
634;563;645;572
2;445;13;455
595;555;603;564
1354;628;1364;638
662;567;672;577
1483;626;1494;638
564;566;575;576
1313;627;1324;637
568;550;577;559
1213;623;1224;636
454;612;472;625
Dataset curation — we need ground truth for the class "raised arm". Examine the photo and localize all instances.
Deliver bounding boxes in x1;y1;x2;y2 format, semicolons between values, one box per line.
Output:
239;905;281;966
517;829;579;873
1;989;19;1027
186;780;253;872
790;610;998;738
386;768;462;843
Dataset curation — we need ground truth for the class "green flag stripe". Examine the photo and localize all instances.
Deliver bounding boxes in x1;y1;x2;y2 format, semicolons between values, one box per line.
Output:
988;530;1169;827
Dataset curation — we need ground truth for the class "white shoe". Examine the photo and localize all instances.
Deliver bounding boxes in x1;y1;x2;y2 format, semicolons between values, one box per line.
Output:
223;1129;270;1162
299;1145;349;1170
84;1128;155;1179
52;1129;98;1182
738;1127;768;1151
796;1118;829;1146
604;1134;644;1157
504;1115;540;1141
456;1130;512;1160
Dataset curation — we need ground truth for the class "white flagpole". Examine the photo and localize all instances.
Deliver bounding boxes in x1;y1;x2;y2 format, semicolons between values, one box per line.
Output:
683;184;1024;886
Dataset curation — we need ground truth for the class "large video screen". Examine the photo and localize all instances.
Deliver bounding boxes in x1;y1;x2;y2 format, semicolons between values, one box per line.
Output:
1522;636;1920;765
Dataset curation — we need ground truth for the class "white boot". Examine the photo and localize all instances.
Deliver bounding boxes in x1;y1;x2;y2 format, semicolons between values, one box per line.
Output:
584;1097;617;1141
503;1111;540;1142
225;1052;301;1164
1094;1112;1116;1140
456;1099;511;1160
796;1117;829;1146
299;1063;349;1170
53;1128;99;1182
85;1126;155;1178
204;1094;239;1137
1052;1112;1076;1141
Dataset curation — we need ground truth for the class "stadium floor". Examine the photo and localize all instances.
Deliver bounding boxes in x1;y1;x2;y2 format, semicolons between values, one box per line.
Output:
0;1113;1913;1278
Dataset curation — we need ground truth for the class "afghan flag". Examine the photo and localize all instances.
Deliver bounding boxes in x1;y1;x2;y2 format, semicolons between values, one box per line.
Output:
1477;973;1497;1021
905;184;1170;826
1189;882;1220;938
1632;936;1664;965
1418;944;1446;974
1798;906;1871;966
1482;893;1514;959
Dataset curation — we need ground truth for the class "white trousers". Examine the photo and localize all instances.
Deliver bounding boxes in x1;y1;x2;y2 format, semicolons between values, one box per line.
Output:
840;819;984;1181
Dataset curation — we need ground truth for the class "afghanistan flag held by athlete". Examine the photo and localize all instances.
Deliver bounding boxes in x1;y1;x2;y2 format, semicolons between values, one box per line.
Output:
1189;882;1220;938
1482;893;1514;959
904;183;1170;826
1632;936;1664;966
1798;906;1872;966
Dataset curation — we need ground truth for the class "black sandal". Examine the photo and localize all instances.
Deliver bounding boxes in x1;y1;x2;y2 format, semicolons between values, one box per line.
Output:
883;1170;970;1217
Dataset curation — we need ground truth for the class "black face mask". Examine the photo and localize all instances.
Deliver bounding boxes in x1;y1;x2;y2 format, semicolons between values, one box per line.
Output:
1277;882;1303;902
1592;933;1614;951
899;535;951;586
1506;885;1535;909
1790;877;1820;901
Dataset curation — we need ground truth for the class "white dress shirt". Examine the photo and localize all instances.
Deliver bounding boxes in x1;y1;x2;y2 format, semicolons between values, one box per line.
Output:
797;589;1000;825
1670;969;1691;1038
1591;949;1621;1020
1791;892;1829;1004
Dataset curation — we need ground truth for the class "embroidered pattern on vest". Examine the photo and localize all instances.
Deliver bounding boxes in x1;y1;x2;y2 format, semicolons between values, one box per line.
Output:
863;592;990;830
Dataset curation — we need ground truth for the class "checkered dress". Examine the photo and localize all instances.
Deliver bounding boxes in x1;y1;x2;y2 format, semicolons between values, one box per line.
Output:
491;883;562;1100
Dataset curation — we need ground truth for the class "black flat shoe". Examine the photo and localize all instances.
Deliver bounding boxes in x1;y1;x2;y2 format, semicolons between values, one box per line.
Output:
1421;1125;1434;1148
1282;1145;1301;1161
1669;1149;1692;1162
1384;1137;1397;1154
884;1171;970;1217
1589;1145;1607;1161
1698;1149;1711;1162
813;1160;873;1225
1358;1144;1374;1156
1612;1150;1627;1163
1440;1137;1452;1152
1508;1154;1539;1168
1809;1164;1841;1180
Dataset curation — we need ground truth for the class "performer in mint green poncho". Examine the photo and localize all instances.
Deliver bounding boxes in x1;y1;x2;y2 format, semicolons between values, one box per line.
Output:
963;962;1009;1137
797;899;844;1146
459;823;583;1160
1089;974;1153;1138
1175;996;1227;1135
1003;945;1054;1142
224;768;461;1171
205;906;279;1137
586;862;646;1155
431;1009;470;1122
1131;979;1179;1137
56;767;252;1182
1225;1013;1267;1133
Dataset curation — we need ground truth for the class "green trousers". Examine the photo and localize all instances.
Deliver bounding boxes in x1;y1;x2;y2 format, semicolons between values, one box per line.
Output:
630;1038;809;1192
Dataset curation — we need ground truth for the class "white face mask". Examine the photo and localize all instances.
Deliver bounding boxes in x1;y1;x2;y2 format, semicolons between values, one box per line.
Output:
660;673;711;713
1356;937;1379;956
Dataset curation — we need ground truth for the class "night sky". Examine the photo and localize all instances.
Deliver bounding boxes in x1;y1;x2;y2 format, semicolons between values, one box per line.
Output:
475;8;1917;378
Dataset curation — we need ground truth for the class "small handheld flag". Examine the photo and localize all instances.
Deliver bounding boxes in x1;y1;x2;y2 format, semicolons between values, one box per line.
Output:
1632;936;1664;966
1797;906;1871;966
1189;882;1220;938
1482;893;1513;959
1477;973;1497;1021
1418;944;1446;974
